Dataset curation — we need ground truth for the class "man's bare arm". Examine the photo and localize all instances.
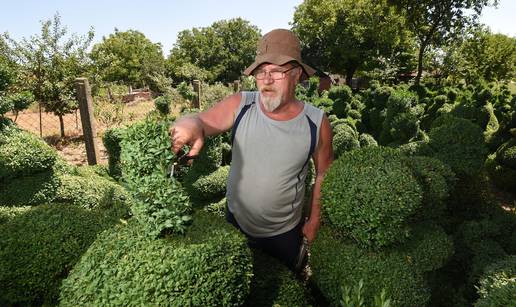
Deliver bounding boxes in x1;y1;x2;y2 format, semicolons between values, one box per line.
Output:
170;93;241;156
302;114;334;243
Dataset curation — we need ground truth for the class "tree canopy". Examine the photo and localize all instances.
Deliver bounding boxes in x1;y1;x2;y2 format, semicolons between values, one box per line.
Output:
166;18;261;84
90;29;165;89
292;0;409;85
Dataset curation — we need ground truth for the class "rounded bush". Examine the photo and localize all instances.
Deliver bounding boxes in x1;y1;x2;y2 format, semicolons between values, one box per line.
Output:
358;133;377;148
392;224;454;274
102;127;126;179
321;146;422;248
154;95;171;116
485;153;516;192
244;249;311;307
402;156;456;221
429;115;488;178
328;85;353;118
475;255;516;307
311;226;430;306
60;212;253;306
186;165;229;203
0;129;57;181
0;205;30;224
379;89;422;145
332;123;360;158
398;140;433;157
0;204;120;306
496;138;516;169
0;170;61;206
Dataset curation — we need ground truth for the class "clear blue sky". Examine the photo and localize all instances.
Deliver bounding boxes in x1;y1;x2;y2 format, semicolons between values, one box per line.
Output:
1;0;514;56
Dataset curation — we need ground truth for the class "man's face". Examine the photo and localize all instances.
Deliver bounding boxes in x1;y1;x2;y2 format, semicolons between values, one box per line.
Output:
254;63;301;112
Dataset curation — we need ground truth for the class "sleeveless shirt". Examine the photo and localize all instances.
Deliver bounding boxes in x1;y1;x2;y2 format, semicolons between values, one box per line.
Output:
226;91;324;237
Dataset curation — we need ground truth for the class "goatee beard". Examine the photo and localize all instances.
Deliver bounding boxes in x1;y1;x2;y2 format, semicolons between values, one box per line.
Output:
260;92;282;112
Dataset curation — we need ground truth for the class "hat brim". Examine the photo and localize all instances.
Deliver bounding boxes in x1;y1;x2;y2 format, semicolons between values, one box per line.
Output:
243;53;316;80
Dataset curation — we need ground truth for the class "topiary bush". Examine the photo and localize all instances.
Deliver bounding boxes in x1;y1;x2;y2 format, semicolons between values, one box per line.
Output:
495;138;516;169
402;156;456;222
185;165;229;204
59;211;253;307
321;146;422;248
154;94;171;116
0;205;30;224
0;129;57;181
428;115;488;178
244;249;311;307
328;84;354;118
102;126;126;179
474;255;516;307
121;119;191;237
358;133;377;148
0;204;122;306
310;226;430;306
485;153;516;192
0;170;61;206
332;123;360;158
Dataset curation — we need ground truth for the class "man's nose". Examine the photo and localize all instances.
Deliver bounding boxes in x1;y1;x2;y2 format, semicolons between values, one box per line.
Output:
263;72;274;84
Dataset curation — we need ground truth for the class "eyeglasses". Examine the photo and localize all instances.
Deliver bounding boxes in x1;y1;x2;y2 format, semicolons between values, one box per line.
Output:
254;66;298;80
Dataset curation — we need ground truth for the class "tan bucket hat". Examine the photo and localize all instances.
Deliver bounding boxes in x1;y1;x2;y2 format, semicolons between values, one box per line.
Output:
243;29;316;79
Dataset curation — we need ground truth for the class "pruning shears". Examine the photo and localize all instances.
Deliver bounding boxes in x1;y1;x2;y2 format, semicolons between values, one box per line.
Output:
295;236;309;273
170;149;198;178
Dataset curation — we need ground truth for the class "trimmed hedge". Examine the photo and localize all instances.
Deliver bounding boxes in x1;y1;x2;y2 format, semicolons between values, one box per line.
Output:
321;146;422;248
102;127;126;179
0;170;61;206
428;115;488;178
496;138;516;169
311;226;430;306
358;133;377;148
0;129;57;181
60;211;253;306
186;165;229;203
244;249;311;307
485;153;516;192
0;204;121;306
475;256;516;307
0;205;30;224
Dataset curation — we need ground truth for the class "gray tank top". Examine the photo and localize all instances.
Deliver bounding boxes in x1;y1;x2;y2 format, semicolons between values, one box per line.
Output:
226;91;324;237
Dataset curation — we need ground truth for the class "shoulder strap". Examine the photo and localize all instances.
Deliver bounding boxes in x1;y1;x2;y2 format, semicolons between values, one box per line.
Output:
231;92;256;145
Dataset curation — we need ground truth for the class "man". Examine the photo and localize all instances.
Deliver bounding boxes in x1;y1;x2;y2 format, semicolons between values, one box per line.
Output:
170;29;333;271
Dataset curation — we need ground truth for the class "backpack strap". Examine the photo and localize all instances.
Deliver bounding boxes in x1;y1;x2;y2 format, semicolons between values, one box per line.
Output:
231;92;256;145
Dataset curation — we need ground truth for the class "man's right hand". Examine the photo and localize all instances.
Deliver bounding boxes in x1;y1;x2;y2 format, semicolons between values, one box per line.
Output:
169;115;205;157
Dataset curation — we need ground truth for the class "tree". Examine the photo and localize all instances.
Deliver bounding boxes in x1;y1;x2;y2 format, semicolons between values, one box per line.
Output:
90;29;165;91
167;18;261;84
5;13;94;137
443;26;515;83
388;0;497;84
292;0;409;85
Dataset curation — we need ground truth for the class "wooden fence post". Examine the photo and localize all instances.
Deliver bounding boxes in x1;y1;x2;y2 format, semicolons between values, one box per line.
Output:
192;80;201;109
233;80;240;93
75;78;99;165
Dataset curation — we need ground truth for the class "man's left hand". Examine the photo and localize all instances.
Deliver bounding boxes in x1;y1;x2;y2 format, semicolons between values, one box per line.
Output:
302;218;320;244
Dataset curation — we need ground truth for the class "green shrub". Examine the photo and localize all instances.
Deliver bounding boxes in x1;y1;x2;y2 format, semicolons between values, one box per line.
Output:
205;197;227;217
0;204;121;306
328;85;353;118
0;129;57;181
154;94;171;116
187;134;223;173
486;153;516;192
244;249;311;307
321;146;422;248
60;211;253;307
121;119;191;237
55;174;129;210
358;133;377;148
0;170;61;206
102;126;126;179
186;165;229;203
0;205;30;224
428;115;488;178
332;123;360;158
475;256;516;307
495;138;516;169
398;140;433;157
202;82;233;110
311;226;430;306
391;224;454;274
402;156;456;221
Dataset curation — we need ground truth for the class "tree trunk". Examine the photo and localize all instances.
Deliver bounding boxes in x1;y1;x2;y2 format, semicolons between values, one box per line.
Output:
59;114;65;138
345;67;357;88
415;42;427;85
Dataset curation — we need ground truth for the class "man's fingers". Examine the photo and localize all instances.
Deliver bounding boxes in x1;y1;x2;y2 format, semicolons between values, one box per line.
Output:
187;137;204;158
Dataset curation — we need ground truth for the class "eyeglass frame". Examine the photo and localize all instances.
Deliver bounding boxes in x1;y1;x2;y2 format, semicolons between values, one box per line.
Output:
253;65;299;80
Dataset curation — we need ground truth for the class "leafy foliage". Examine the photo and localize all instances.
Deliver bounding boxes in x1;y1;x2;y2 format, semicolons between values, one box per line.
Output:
311;226;430;306
475;255;516;307
102;126;126;179
0;204;121;306
121;119;191;237
90;29;165;90
321;146;422;248
185;165;229;204
332;123;360;158
60;211;253;307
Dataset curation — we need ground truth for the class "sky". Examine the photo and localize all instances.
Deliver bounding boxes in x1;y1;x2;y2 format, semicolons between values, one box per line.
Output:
1;0;515;57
